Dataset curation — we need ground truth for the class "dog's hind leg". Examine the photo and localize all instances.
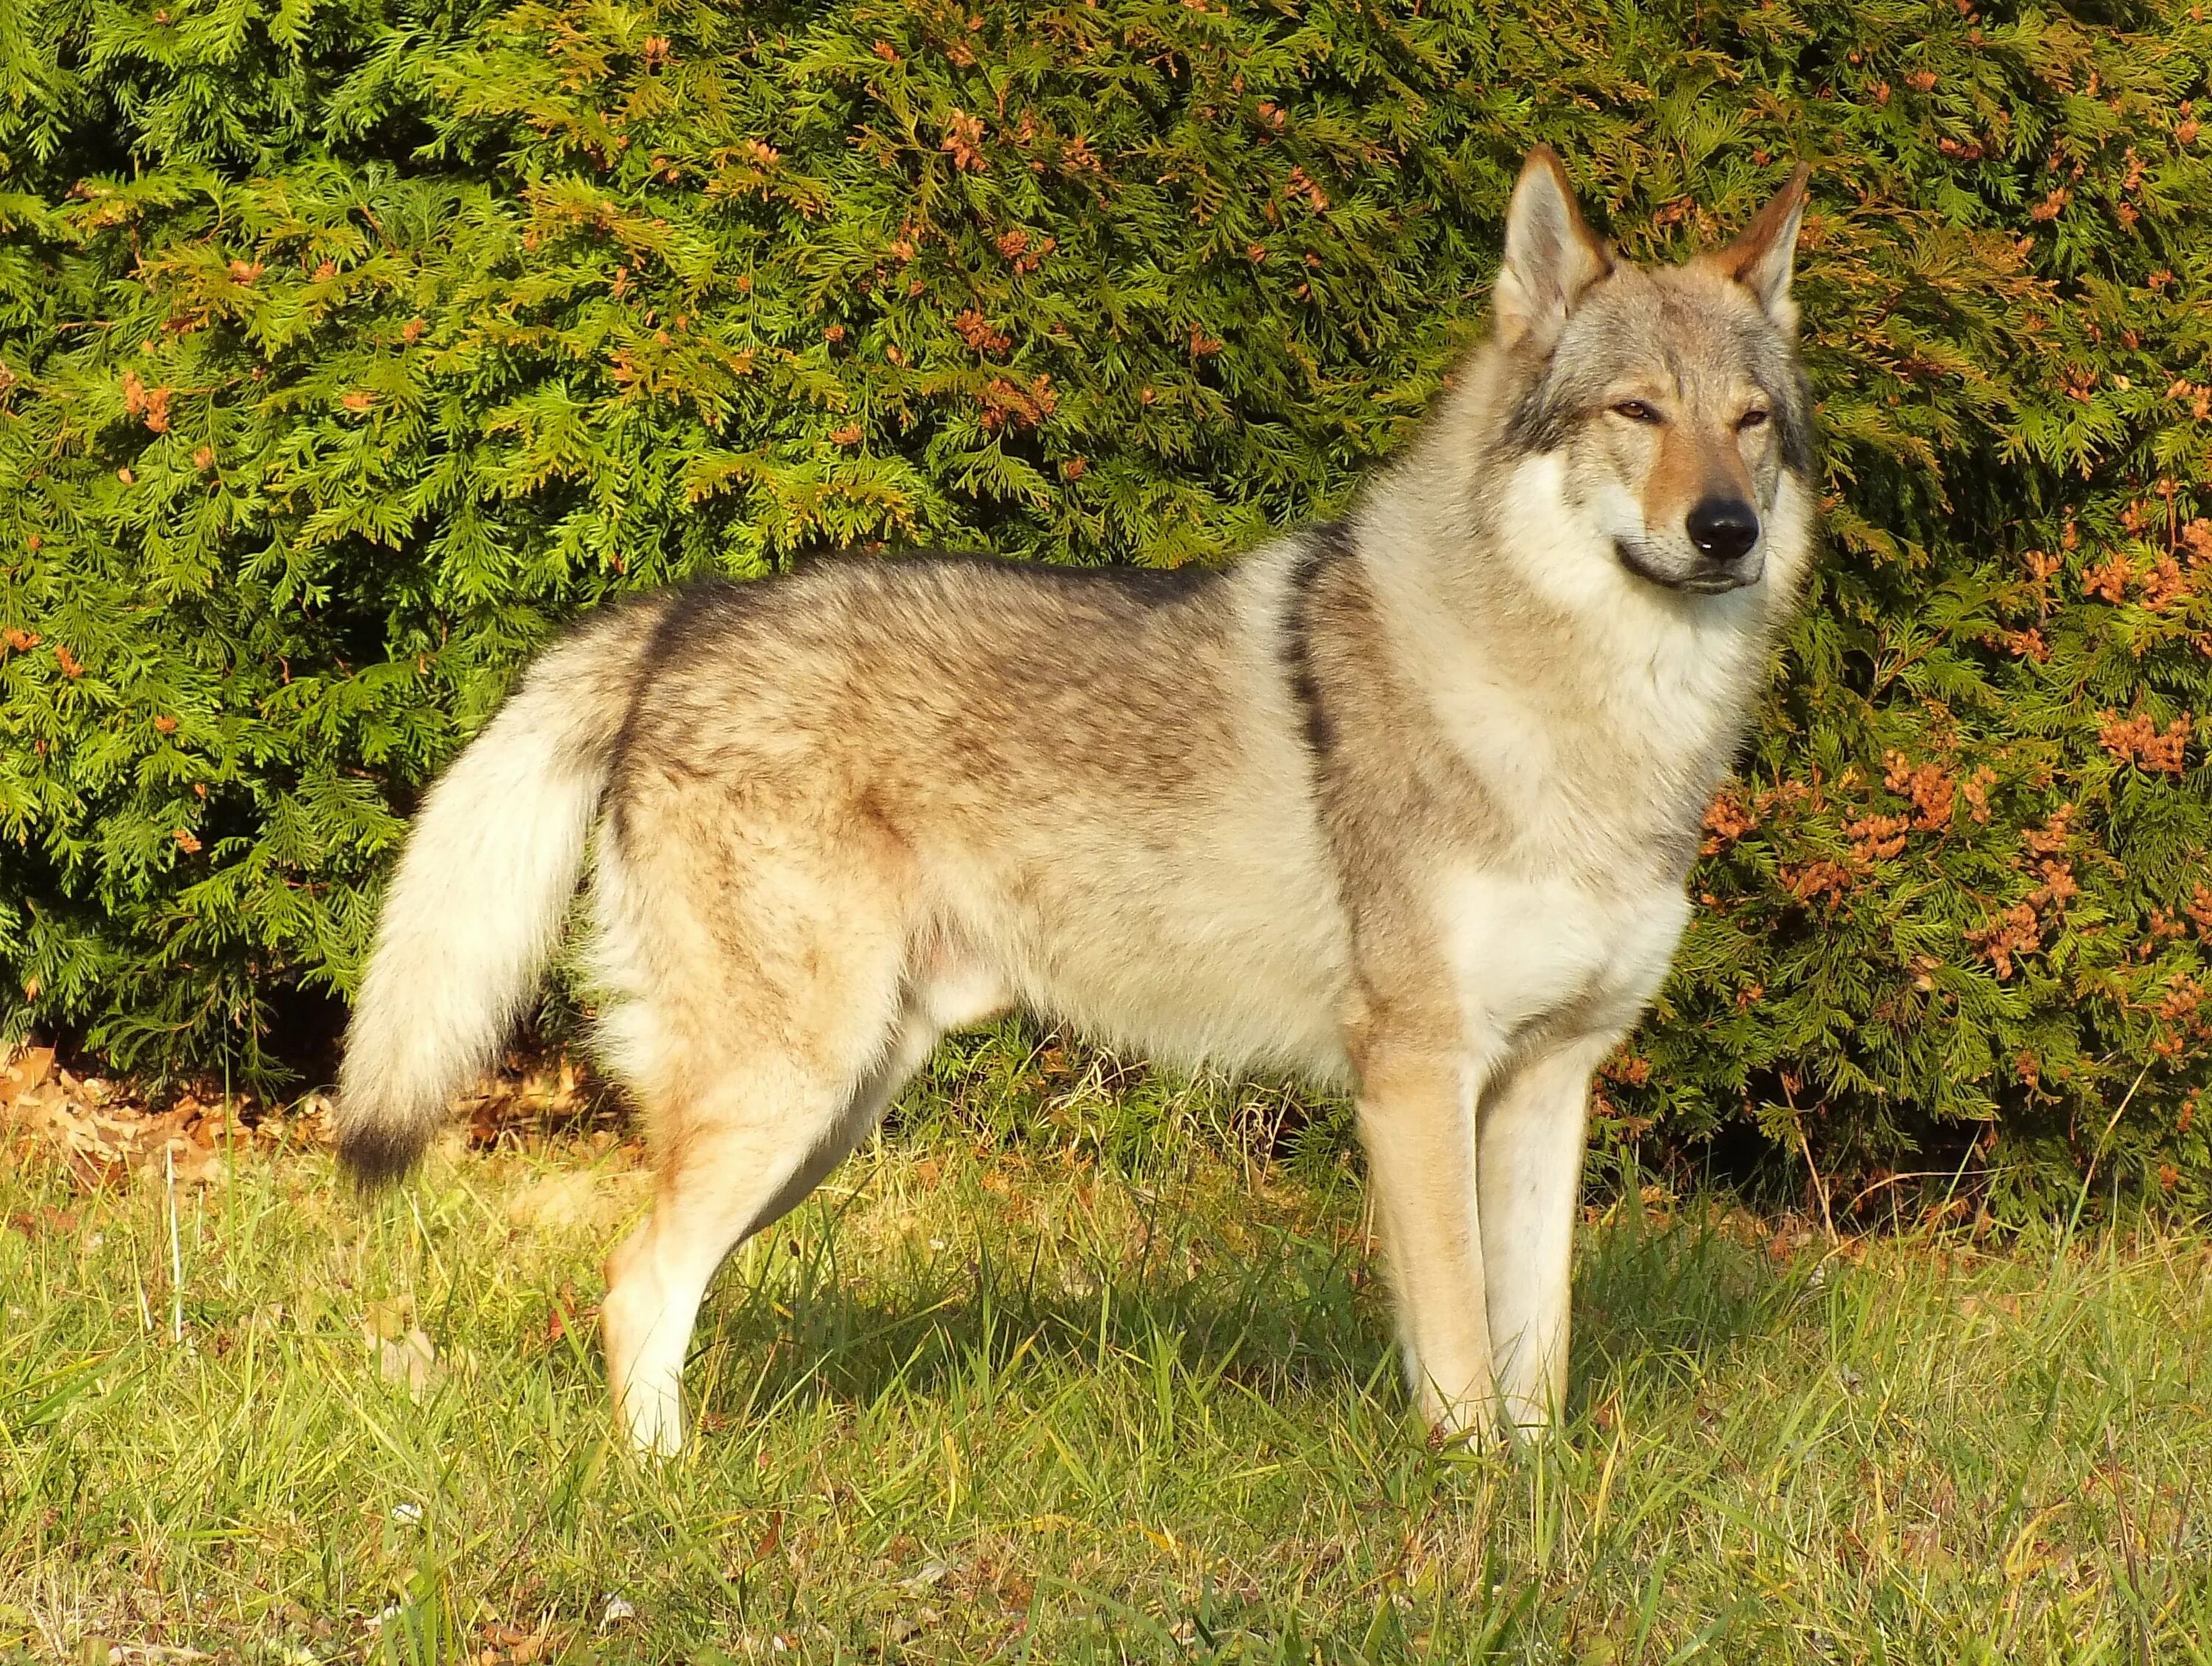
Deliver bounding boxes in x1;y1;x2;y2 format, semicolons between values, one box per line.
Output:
597;920;1006;1455
601;1041;894;1456
591;825;931;1454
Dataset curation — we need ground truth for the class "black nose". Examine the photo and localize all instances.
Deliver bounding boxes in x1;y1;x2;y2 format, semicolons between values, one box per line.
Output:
1686;497;1760;563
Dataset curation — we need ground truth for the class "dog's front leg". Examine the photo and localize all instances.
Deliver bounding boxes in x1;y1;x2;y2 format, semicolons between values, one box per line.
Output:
1477;1032;1615;1434
1354;1038;1499;1442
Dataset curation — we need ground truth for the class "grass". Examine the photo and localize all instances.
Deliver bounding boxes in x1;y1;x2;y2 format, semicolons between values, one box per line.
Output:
4;1060;2212;1665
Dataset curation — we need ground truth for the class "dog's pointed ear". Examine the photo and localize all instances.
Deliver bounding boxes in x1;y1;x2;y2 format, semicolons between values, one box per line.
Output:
1495;146;1613;347
1715;164;1812;329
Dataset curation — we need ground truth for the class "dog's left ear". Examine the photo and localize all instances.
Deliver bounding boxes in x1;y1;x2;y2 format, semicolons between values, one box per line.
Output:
1714;164;1812;330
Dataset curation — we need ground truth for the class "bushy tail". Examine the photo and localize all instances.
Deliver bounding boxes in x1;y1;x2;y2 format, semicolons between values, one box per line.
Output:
335;605;661;1184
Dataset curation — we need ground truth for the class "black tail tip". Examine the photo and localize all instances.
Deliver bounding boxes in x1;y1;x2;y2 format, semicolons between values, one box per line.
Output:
335;1122;429;1191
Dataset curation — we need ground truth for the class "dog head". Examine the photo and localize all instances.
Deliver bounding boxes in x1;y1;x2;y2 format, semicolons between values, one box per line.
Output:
1483;148;1815;600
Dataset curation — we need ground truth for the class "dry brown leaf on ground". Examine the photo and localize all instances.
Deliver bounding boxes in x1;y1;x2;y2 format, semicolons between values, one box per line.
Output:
378;1328;445;1398
0;1044;56;1109
477;1622;559;1665
2;1044;282;1188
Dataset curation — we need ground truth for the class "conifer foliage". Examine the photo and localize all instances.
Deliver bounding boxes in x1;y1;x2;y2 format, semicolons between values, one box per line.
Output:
1;0;2207;1204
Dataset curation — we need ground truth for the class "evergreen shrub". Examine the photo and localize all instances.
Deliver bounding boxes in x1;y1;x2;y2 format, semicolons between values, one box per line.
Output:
1;0;2208;1208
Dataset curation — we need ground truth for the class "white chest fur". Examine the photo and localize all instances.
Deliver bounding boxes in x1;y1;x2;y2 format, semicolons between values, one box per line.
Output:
1436;870;1691;1052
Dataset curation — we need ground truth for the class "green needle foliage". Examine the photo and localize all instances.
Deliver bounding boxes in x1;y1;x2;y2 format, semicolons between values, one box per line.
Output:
1;0;2207;1208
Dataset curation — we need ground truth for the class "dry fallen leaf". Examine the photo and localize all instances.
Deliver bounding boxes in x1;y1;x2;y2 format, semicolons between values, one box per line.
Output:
477;1625;557;1666
0;1046;55;1110
378;1327;445;1398
362;1297;412;1342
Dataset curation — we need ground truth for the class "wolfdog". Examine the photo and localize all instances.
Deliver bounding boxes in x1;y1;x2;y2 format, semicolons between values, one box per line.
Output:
337;147;1816;1454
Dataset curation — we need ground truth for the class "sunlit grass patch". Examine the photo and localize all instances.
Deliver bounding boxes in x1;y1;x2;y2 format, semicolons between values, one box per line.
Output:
4;1106;2210;1664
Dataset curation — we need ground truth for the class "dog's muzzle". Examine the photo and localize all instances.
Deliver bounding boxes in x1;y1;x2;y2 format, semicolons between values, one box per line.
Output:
1614;536;1763;594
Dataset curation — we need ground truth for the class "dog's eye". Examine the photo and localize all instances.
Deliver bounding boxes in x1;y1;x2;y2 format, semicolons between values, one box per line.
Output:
1610;400;1663;424
1738;409;1770;430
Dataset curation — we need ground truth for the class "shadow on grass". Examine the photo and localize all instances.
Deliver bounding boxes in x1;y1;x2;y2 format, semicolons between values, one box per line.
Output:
1571;1204;1823;1408
670;1190;1822;1429
680;1212;1378;1426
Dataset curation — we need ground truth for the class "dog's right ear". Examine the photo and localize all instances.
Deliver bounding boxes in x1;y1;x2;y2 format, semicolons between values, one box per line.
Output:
1494;146;1613;348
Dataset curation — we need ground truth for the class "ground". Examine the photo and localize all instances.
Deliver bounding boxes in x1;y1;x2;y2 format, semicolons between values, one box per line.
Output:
3;1047;2211;1665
